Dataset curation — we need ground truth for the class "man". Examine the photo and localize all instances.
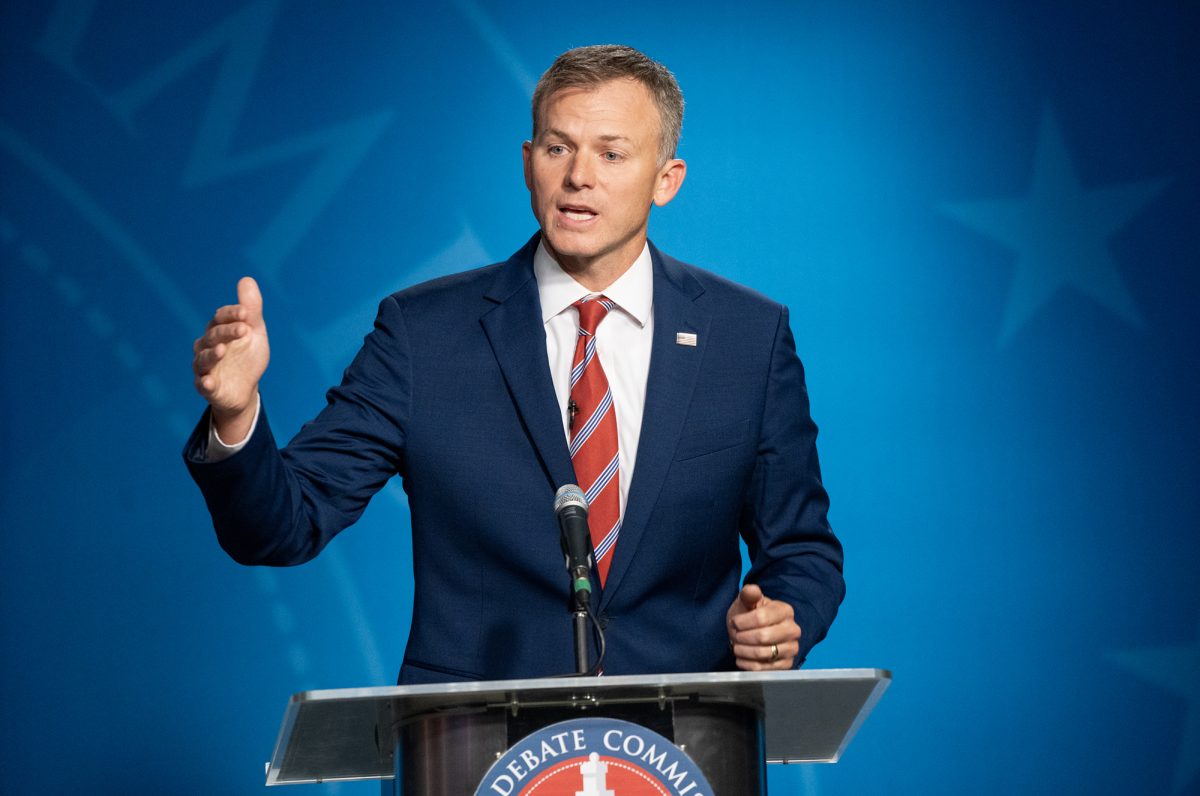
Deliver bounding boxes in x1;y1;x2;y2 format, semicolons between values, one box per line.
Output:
185;45;843;683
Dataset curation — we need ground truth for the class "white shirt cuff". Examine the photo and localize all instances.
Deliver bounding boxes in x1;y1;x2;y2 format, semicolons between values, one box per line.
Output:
205;394;261;462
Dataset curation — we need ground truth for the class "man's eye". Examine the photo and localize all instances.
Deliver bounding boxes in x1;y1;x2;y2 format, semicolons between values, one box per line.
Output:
548;145;566;155
603;151;623;162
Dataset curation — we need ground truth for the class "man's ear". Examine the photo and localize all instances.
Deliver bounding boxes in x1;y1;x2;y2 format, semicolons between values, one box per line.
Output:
652;159;687;207
522;140;534;191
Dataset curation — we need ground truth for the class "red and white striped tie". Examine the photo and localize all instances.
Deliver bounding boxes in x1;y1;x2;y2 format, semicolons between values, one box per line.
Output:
569;296;621;585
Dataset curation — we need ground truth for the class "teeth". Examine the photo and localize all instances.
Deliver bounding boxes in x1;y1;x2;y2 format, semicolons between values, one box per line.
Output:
563;210;595;221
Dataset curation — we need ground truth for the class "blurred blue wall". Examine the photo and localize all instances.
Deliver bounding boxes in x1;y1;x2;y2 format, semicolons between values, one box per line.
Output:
2;2;1197;793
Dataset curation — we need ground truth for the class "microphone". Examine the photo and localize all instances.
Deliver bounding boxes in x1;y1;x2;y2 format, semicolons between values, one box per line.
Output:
554;484;607;675
554;484;593;604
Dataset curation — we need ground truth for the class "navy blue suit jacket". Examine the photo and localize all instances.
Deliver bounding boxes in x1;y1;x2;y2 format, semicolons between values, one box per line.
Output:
184;235;844;684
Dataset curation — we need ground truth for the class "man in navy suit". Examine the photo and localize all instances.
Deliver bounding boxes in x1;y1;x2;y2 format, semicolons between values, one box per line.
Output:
185;45;843;683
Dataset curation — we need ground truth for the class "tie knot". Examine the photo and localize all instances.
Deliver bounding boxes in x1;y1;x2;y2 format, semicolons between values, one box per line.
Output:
573;295;614;336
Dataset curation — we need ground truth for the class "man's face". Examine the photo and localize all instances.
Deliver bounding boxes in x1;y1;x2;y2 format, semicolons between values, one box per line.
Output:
523;78;685;286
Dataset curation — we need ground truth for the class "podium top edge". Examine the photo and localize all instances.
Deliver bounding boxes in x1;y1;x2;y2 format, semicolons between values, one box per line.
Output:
286;667;892;705
267;667;892;783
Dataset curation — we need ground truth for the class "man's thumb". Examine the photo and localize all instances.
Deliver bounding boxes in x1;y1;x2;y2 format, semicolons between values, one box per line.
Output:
237;276;263;320
739;583;764;610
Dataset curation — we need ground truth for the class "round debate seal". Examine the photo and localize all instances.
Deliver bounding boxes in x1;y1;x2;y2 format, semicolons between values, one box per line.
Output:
475;716;713;796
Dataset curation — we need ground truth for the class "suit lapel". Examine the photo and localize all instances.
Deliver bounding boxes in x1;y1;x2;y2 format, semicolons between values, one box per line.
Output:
600;244;710;609
479;236;576;491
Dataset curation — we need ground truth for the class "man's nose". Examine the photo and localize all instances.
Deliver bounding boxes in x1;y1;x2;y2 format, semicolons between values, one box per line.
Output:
565;154;595;189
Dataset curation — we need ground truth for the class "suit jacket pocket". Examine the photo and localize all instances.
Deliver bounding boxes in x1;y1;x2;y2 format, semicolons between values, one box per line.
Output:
674;419;752;462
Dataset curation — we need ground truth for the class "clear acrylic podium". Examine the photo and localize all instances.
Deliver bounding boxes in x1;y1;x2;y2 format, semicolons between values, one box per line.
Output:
265;668;890;794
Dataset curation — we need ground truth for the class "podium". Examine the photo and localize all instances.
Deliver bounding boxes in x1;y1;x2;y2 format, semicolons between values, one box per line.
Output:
265;668;890;794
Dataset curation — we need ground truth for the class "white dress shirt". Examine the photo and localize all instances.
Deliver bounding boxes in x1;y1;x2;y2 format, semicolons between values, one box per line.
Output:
210;241;656;519
534;240;654;515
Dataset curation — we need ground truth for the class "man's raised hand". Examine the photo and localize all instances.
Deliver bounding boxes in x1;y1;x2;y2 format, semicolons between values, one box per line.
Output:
192;276;270;444
726;583;802;671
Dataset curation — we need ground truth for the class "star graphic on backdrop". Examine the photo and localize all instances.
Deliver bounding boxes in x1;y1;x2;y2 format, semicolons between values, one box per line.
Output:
1107;623;1200;793
941;108;1168;344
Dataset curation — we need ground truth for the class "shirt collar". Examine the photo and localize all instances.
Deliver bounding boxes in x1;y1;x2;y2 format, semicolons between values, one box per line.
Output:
533;240;653;327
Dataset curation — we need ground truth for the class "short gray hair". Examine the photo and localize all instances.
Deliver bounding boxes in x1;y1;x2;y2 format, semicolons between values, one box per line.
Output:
531;44;684;165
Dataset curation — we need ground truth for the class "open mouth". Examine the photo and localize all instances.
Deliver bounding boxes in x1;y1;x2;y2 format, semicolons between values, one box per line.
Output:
559;205;598;222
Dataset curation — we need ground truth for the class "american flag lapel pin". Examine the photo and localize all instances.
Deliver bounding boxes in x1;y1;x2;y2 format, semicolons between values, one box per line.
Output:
675;332;697;347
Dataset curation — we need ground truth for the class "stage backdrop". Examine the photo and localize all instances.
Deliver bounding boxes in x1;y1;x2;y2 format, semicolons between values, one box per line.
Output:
2;2;1197;794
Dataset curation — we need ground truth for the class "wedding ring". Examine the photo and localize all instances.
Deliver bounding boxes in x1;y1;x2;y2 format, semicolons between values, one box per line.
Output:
770;643;779;662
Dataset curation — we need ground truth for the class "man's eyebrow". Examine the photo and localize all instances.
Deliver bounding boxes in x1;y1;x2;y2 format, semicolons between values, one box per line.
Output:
540;129;633;145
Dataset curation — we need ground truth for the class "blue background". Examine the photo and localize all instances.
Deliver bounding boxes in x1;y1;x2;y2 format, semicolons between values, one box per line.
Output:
2;1;1197;794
